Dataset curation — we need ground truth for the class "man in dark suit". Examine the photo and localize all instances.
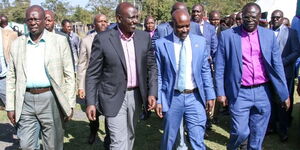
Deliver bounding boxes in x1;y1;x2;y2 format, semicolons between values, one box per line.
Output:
215;3;290;150
85;2;157;150
155;9;215;149
269;9;300;142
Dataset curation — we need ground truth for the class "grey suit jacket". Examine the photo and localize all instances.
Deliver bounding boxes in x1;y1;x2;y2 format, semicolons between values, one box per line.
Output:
77;32;96;91
276;25;300;78
85;27;158;117
6;30;76;122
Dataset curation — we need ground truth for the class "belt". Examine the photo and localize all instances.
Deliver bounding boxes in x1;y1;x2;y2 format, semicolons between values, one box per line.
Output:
175;88;198;94
127;87;138;91
240;82;270;89
26;87;52;94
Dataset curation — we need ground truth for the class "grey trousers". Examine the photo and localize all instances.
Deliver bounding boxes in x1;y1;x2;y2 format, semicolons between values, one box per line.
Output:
0;77;6;106
17;90;64;150
106;88;142;150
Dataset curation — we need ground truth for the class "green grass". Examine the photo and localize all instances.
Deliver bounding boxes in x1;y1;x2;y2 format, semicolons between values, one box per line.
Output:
1;94;300;150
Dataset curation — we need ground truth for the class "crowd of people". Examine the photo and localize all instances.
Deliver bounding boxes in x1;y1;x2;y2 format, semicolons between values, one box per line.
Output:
0;1;300;150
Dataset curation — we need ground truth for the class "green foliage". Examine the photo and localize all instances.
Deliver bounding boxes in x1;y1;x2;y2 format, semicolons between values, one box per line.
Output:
142;0;175;23
72;6;93;25
87;0;118;22
0;0;29;23
41;0;72;23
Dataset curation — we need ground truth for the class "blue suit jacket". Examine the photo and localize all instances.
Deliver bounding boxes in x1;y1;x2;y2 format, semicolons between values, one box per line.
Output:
193;21;218;59
276;25;300;79
155;33;216;112
215;26;289;102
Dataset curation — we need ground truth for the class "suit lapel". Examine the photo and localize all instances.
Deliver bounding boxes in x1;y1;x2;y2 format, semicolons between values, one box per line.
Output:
164;34;176;71
233;27;243;71
277;25;289;52
109;29;127;72
258;27;271;65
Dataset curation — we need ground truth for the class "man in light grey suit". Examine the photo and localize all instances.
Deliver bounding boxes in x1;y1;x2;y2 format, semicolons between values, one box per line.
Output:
269;9;300;142
6;5;75;150
85;2;157;150
77;14;110;146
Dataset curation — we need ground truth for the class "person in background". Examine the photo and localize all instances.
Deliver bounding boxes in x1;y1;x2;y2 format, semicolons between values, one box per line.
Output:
77;14;110;147
208;10;221;34
269;9;300;142
61;19;80;72
144;16;156;38
235;12;243;26
282;17;290;27
0;15;13;30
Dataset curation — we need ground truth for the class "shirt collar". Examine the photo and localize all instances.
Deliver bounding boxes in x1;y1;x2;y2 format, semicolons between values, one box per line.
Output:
118;26;134;41
273;24;284;32
173;33;190;44
241;26;258;36
27;29;47;44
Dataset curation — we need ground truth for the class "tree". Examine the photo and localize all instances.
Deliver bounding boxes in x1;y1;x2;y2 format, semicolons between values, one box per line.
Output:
72;6;93;25
42;0;72;23
87;0;118;22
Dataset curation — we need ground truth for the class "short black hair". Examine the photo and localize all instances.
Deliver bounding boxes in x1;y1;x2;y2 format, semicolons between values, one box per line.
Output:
61;19;71;26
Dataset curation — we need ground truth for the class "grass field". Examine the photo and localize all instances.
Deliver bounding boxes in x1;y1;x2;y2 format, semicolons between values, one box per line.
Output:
1;95;300;150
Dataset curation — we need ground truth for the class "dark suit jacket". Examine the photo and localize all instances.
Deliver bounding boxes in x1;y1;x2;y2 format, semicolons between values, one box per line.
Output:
215;26;289;103
276;25;300;79
85;26;158;117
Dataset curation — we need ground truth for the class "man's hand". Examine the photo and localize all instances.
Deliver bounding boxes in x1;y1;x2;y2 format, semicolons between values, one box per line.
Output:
65;108;73;121
206;100;215;114
217;96;228;107
78;89;85;99
7;111;16;125
147;96;156;111
86;105;97;121
155;104;163;118
282;97;290;111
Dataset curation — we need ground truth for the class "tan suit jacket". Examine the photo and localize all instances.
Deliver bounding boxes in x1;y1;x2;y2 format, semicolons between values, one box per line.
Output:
6;30;76;122
1;28;18;63
77;32;97;91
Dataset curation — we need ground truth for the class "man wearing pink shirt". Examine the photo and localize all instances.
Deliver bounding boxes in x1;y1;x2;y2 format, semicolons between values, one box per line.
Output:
85;2;157;150
215;3;290;150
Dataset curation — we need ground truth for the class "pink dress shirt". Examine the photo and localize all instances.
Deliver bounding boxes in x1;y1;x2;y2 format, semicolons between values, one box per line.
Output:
241;28;269;86
118;28;138;88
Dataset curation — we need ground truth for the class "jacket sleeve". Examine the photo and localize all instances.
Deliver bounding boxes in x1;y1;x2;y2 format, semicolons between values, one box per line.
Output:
214;32;226;97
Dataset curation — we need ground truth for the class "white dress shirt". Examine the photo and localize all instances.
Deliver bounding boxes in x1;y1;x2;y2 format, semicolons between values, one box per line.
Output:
173;34;196;90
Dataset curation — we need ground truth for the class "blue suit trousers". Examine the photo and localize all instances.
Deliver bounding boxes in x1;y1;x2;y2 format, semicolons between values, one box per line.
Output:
227;84;271;150
161;91;206;150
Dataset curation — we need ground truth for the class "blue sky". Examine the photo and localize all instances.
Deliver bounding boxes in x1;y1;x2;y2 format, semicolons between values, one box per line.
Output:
30;0;89;8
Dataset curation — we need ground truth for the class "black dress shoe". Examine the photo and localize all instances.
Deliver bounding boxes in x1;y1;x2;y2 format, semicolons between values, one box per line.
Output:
88;132;97;144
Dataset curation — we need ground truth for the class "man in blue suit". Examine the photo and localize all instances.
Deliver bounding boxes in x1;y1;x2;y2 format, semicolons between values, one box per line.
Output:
152;2;203;149
155;9;215;150
215;3;290;150
269;9;300;142
191;4;218;60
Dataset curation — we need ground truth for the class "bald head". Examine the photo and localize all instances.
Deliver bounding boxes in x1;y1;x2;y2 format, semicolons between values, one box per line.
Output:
271;9;284;30
116;2;135;17
45;10;55;32
172;9;190;40
171;2;187;15
94;14;108;32
0;15;8;28
26;5;45;40
209;10;221;27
